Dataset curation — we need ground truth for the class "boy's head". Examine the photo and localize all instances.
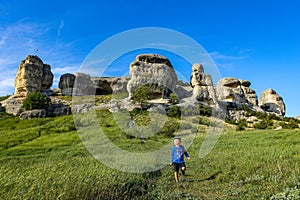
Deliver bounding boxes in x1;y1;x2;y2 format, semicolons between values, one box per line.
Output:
173;137;181;146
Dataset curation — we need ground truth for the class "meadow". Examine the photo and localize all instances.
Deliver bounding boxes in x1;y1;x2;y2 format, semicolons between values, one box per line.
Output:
0;110;299;199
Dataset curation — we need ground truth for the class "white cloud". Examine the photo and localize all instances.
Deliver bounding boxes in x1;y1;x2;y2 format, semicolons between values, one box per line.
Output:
53;65;79;74
56;20;64;41
209;51;247;60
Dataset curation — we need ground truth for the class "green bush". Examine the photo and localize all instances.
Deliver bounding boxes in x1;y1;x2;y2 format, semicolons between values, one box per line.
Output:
169;93;178;105
22;91;51;110
131;85;150;108
160;118;179;137
167;105;181;118
254;117;273;130
236;119;247;131
280;119;299;129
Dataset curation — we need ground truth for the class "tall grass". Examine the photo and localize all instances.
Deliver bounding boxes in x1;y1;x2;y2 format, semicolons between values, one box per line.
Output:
0;110;299;199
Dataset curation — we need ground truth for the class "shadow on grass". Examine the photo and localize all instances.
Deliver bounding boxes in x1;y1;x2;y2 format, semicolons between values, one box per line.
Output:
180;171;222;183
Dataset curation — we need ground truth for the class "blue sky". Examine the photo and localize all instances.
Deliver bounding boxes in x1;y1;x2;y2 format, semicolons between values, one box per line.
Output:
0;0;299;117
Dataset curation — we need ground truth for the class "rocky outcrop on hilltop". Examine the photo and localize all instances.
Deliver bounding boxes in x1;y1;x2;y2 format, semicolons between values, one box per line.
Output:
14;55;53;97
216;78;247;104
127;54;177;99
1;54;288;120
259;89;286;116
59;73;76;96
240;80;258;107
3;55;54;116
190;63;217;105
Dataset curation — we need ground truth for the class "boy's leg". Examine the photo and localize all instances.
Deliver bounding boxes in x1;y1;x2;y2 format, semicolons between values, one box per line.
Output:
181;163;186;175
173;163;180;182
174;171;179;183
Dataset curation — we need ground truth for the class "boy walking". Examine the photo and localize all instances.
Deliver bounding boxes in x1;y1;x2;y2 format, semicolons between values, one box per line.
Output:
170;137;190;183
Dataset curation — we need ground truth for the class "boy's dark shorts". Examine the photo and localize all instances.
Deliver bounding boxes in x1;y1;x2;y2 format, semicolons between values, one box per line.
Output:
172;162;186;172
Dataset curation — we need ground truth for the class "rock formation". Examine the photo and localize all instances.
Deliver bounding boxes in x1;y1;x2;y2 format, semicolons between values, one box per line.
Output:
216;77;247;104
240;79;258;107
190;63;217;105
1;54;288;119
259;89;286;116
14;55;53;98
127;54;177;99
72;73;94;95
92;77;130;95
59;73;76;96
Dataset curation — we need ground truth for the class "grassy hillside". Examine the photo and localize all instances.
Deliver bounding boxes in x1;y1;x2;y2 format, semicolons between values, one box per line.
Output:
0;110;299;199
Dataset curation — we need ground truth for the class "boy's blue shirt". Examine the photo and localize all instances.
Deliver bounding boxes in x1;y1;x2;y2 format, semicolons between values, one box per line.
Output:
170;145;189;163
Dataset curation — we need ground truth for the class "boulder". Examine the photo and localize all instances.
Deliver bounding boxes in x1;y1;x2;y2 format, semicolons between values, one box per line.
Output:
127;54;178;99
1;97;24;116
73;73;94;95
59;73;76;96
190;63;217;105
259;89;286;116
216;77;247;104
14;55;53;98
92;77;130;95
19;109;47;120
48;104;71;117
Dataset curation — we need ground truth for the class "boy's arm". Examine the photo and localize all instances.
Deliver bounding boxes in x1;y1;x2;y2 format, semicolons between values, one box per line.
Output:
184;150;190;159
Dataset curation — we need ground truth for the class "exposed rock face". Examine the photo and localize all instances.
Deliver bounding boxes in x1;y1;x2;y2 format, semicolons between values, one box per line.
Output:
14;55;53;97
240;79;258;107
216;77;247;104
72;73;94;95
259;89;286;116
2;97;23;116
59;73;76;96
92;77;130;95
127;54;177;99
190;63;217;105
19;109;47;120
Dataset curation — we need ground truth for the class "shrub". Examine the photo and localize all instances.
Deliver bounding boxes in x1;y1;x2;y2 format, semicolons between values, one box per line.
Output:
131;85;150;108
169;93;178;105
160;118;179;137
22;91;51;111
280;119;299;129
236;119;247;131
254;117;273;130
167;105;181;118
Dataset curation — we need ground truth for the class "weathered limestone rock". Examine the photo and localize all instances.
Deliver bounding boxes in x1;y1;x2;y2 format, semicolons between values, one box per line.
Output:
259;89;286;116
216;77;247;104
72;73;94;95
47;104;71;117
2;97;23;116
190;63;217;105
59;73;76;96
14;55;53;97
92;77;130;95
239;79;258;106
127;54;177;99
19;109;47;120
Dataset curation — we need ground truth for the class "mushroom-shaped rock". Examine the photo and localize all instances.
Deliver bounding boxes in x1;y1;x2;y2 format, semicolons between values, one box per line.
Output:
127;54;178;99
259;89;286;116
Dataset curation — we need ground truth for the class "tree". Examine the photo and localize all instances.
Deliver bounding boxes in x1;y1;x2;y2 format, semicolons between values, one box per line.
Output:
131;85;150;108
22;91;51;111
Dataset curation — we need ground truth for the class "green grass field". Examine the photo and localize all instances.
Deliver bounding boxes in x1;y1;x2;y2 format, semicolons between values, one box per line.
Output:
0;110;299;199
